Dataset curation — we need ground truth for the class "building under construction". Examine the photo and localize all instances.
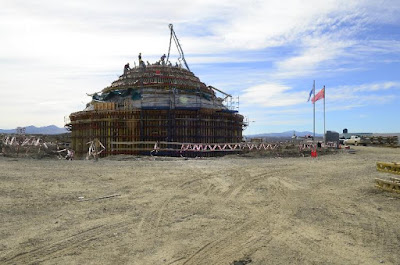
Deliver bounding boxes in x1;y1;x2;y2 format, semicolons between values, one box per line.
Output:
66;25;245;157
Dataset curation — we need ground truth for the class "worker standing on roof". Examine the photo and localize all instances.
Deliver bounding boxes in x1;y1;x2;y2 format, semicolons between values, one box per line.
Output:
161;54;166;65
138;53;146;69
124;63;130;74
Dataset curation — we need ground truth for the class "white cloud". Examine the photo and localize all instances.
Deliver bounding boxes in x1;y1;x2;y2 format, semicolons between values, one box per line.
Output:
0;0;400;129
329;81;400;97
240;83;306;107
239;80;400;133
326;81;400;110
356;40;400;53
271;36;355;79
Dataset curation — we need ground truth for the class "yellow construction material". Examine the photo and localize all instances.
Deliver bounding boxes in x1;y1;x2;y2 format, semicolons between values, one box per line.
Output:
94;102;115;111
375;178;400;194
364;136;399;146
376;162;400;175
375;162;400;194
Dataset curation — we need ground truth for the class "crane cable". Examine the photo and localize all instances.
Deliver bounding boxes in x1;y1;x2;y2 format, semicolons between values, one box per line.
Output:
166;24;191;72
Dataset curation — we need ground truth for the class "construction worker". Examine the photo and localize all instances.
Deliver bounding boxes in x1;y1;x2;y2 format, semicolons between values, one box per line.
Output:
124;63;130;74
138;53;146;68
161;54;166;65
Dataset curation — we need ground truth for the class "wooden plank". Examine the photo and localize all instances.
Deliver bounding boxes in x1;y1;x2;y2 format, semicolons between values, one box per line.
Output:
375;178;400;194
78;194;121;202
376;162;400;175
389;177;400;183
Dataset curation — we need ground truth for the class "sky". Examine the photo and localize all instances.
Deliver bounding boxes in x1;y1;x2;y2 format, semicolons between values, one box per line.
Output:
1;0;400;135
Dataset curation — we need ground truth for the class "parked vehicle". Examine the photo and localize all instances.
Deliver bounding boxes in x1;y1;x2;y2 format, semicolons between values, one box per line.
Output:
344;135;367;146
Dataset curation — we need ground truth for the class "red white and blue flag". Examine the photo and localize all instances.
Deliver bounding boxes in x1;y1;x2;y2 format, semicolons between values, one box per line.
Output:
307;87;314;102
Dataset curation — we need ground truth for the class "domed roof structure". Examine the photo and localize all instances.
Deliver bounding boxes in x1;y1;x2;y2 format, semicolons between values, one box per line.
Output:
85;63;227;112
67;25;245;157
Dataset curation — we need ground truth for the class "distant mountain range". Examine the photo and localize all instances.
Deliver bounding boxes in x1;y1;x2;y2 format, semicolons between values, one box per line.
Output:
245;131;323;138
0;125;68;135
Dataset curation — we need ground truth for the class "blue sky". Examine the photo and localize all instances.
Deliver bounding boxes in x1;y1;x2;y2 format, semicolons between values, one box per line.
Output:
1;0;399;134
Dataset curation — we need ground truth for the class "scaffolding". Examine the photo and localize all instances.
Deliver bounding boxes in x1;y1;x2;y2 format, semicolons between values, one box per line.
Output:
67;25;246;158
67;64;245;158
68;108;244;157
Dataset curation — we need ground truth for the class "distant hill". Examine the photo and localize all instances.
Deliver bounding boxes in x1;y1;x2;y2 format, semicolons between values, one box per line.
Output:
0;125;68;135
245;131;323;138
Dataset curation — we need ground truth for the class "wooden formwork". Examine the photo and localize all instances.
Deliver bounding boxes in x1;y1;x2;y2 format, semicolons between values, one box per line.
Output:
105;65;212;95
376;162;400;175
69;108;244;158
68;64;246;158
375;177;400;194
363;136;399;147
375;162;400;194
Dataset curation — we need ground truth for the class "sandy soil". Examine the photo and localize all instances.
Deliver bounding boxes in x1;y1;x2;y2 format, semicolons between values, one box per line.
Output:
1;146;400;265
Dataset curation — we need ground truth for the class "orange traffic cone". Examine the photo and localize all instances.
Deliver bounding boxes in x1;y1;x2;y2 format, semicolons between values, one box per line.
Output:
311;149;318;158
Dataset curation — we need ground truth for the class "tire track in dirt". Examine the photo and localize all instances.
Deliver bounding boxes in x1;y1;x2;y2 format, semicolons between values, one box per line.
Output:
179;176;219;200
287;227;326;258
136;170;213;237
137;202;166;235
136;208;158;235
181;219;272;265
292;198;400;263
1;220;131;265
346;212;400;253
224;169;295;202
136;193;179;237
222;169;250;200
202;183;216;196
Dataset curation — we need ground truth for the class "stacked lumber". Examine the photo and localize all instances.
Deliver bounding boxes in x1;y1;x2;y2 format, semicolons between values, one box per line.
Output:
375;162;400;194
363;136;398;146
376;162;400;175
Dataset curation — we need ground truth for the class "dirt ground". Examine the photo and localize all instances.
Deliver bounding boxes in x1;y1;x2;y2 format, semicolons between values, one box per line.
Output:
1;146;400;265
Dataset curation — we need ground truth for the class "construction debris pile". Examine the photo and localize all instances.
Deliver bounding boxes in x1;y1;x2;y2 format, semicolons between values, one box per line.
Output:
66;25;245;158
1;135;72;159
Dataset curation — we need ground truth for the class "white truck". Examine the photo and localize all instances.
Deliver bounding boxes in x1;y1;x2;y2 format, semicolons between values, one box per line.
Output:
344;135;367;146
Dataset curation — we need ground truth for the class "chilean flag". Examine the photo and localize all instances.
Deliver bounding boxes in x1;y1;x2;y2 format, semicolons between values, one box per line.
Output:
312;87;325;103
307;87;314;102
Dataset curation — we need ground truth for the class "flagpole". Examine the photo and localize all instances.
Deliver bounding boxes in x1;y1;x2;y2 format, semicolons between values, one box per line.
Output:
313;80;315;140
323;85;326;143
